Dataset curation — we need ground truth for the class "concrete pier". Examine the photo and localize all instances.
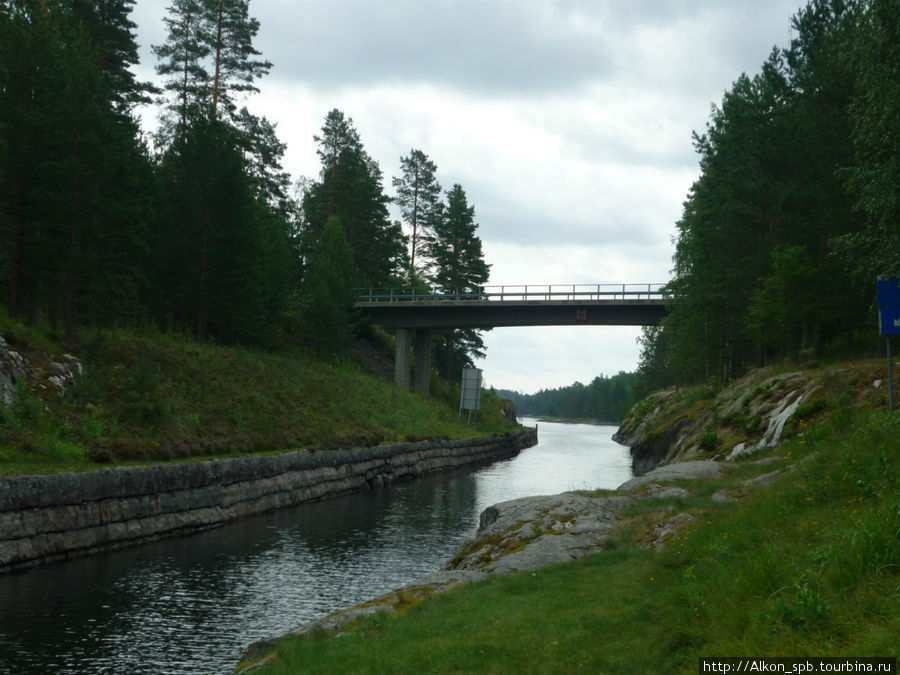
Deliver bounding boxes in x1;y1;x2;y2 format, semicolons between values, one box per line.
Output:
393;328;432;396
414;329;431;396
394;328;412;389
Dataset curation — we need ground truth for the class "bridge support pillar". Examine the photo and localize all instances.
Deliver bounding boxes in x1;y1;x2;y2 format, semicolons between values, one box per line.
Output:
414;329;431;396
394;328;412;389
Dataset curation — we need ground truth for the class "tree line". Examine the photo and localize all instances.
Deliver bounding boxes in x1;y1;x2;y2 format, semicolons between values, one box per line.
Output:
496;371;637;423
636;0;900;396
0;0;490;379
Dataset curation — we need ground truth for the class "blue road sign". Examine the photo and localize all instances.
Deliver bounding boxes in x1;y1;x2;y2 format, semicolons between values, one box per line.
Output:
880;307;900;335
878;277;900;336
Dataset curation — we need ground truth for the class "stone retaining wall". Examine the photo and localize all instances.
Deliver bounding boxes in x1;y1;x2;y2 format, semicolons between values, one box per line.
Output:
0;429;537;571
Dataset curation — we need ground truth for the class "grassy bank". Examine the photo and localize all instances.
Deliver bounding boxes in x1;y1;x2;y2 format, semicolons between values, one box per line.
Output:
0;320;518;476
245;408;899;673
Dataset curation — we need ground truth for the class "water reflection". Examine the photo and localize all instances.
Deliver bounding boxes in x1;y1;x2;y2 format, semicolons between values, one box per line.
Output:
0;421;630;674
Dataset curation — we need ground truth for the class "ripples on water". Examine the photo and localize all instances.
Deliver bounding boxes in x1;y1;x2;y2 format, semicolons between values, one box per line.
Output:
0;420;631;674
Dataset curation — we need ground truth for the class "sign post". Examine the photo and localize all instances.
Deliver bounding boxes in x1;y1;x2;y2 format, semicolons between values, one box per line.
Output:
876;277;900;412
459;368;482;423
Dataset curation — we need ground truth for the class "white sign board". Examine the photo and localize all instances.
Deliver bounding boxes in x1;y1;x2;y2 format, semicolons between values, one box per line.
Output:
459;368;482;416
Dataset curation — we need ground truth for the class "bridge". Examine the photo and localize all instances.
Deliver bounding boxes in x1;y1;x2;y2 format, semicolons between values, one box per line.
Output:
356;283;667;395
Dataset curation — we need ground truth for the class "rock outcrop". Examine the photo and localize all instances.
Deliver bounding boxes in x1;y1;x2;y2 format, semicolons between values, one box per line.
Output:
449;492;630;575
617;459;723;490
622;417;690;476
0;336;27;405
499;399;518;425
614;362;888;475
0;334;83;404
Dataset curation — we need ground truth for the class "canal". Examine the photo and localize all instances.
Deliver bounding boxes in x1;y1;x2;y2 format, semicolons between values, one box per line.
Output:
0;420;632;674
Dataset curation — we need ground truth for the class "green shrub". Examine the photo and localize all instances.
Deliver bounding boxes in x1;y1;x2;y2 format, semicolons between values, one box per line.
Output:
793;398;827;420
745;414;763;433
774;578;830;630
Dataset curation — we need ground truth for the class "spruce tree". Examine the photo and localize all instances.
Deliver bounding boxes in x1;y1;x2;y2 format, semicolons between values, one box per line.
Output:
423;183;491;379
150;0;294;345
641;0;868;386
300;215;356;355
424;183;490;292
836;0;900;278
65;0;155;114
301;109;407;289
154;117;290;343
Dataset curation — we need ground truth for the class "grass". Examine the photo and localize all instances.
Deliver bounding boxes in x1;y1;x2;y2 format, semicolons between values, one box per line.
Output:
242;409;899;673
0;323;520;475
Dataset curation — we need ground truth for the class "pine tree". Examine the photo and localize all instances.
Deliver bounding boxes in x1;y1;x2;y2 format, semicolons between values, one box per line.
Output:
153;0;210;137
154;0;270;131
393;149;442;282
204;0;271;121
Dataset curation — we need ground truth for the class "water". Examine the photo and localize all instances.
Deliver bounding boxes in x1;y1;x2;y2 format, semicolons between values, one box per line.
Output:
0;420;631;674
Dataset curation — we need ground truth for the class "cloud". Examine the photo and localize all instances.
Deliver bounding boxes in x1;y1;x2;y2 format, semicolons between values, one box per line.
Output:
246;0;800;100
483;241;673;286
253;0;614;94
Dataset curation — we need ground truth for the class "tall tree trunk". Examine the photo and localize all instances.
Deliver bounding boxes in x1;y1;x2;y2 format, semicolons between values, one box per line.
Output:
212;0;223;118
197;220;210;341
97;0;108;77
9;73;32;319
813;322;823;360
65;148;81;345
180;14;190;137
410;171;419;274
444;332;456;380
10;164;25;318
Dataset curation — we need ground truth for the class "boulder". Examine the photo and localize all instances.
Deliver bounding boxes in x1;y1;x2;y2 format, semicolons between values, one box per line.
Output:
617;460;723;491
450;492;630;574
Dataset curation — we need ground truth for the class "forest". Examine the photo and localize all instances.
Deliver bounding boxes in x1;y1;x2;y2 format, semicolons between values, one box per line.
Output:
496;372;636;424
636;0;900;395
5;0;900;399
0;0;490;379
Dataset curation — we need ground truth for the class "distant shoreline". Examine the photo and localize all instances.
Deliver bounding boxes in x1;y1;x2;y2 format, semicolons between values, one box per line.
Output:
519;416;620;427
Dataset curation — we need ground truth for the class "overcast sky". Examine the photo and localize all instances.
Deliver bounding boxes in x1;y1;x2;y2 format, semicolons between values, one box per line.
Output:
132;0;802;394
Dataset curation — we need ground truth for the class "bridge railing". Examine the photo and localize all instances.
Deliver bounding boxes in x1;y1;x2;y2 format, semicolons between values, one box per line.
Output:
357;283;666;303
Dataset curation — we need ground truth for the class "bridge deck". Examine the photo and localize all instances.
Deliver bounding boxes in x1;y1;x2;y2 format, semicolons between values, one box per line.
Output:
356;284;667;329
